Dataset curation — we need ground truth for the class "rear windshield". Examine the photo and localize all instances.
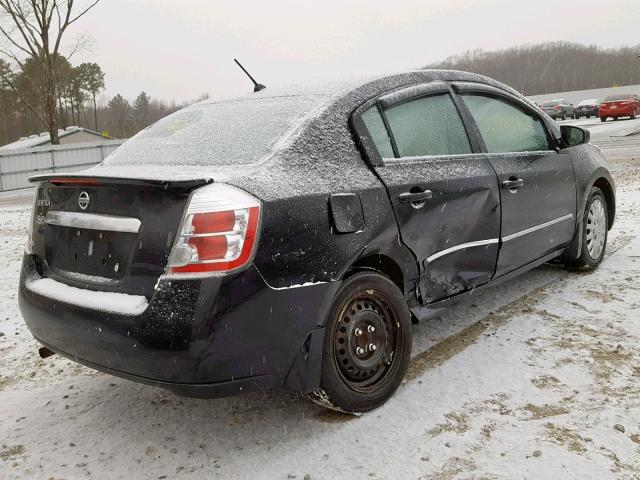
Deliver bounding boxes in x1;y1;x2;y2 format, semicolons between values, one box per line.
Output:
577;99;598;106
102;95;328;167
542;101;560;107
604;94;630;102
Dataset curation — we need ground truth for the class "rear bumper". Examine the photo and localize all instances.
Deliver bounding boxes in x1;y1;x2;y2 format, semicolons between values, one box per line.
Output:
600;108;633;117
19;254;339;397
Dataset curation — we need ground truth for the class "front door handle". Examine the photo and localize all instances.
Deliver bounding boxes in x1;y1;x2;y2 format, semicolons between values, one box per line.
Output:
399;190;433;203
502;178;524;190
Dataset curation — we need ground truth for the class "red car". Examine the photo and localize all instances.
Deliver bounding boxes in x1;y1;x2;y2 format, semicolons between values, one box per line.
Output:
599;93;640;122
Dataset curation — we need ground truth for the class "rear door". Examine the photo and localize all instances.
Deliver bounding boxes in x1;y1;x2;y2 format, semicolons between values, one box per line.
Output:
453;83;577;277
356;83;501;304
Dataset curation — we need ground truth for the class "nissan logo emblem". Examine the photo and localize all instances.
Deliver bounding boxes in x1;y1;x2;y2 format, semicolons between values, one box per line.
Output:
78;191;90;210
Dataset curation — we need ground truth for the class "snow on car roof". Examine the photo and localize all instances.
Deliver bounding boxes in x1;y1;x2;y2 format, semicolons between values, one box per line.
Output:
98;77;372;171
74;70;540;186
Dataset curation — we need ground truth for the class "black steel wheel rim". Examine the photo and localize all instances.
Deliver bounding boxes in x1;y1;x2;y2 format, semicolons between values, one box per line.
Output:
332;289;401;393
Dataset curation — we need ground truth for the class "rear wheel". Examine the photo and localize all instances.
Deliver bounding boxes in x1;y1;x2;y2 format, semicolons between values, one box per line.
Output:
562;112;567;120
566;186;608;271
631;109;637;120
308;272;411;413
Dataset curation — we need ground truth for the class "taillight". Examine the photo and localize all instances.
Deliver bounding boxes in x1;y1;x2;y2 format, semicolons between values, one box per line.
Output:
167;183;261;274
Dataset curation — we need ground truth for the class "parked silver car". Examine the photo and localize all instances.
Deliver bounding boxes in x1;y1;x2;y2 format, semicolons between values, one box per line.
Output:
542;99;575;120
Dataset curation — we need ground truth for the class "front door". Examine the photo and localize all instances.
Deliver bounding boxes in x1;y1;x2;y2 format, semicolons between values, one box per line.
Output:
359;85;501;304
457;90;577;277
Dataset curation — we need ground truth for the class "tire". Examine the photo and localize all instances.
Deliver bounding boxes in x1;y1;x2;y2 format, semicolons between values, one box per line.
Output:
631;109;637;120
566;186;608;271
308;271;412;413
562;112;567;120
600;117;606;122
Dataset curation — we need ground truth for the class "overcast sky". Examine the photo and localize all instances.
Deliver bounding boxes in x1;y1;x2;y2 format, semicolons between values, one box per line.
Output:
67;0;640;103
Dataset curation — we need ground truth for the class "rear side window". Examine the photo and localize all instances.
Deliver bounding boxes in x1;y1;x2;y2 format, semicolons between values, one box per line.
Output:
462;94;551;153
361;106;394;158
384;94;471;157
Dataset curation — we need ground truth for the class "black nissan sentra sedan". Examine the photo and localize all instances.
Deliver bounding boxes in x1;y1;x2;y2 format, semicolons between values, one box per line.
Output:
19;70;615;413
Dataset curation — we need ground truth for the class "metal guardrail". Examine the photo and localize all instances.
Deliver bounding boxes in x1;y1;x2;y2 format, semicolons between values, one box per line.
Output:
0;139;125;191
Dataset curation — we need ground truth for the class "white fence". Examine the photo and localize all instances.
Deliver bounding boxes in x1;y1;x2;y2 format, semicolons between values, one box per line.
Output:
0;140;125;191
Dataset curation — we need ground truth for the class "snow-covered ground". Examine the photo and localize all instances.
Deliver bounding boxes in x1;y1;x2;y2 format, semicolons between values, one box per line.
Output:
1;148;639;479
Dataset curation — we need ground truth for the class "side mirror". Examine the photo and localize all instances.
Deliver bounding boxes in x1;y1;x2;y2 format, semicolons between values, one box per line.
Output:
560;125;590;147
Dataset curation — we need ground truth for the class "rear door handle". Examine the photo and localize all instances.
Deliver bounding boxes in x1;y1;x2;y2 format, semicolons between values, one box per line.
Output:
399;190;432;203
502;178;524;190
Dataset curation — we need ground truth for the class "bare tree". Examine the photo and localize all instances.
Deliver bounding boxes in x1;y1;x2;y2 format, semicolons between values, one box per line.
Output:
0;0;100;144
78;61;103;130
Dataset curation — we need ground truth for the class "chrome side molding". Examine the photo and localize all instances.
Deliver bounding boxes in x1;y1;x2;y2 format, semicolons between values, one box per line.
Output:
425;213;575;263
426;238;499;263
45;211;141;234
502;214;574;242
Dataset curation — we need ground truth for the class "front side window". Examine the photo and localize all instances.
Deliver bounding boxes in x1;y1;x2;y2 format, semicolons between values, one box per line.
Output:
462;94;551;153
361;106;394;158
384;94;471;157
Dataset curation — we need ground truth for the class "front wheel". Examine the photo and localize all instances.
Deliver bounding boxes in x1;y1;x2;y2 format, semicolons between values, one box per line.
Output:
600;117;607;122
566;186;608;271
308;271;412;413
631;109;637;120
562;112;567;120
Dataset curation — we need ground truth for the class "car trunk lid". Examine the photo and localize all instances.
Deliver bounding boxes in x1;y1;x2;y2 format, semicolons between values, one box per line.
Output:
29;174;210;298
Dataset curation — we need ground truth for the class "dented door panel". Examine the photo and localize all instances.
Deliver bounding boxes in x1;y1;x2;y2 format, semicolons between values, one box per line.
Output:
375;155;500;304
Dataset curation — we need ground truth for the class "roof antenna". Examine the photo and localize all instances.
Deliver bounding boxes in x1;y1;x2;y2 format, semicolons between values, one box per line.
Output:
234;58;266;92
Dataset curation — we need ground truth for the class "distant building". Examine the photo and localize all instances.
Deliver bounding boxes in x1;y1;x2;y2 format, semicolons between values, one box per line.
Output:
0;126;114;151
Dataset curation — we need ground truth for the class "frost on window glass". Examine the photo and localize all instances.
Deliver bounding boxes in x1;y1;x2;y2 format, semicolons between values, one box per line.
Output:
384;94;471;157
361;106;394;158
102;95;327;167
463;94;550;153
